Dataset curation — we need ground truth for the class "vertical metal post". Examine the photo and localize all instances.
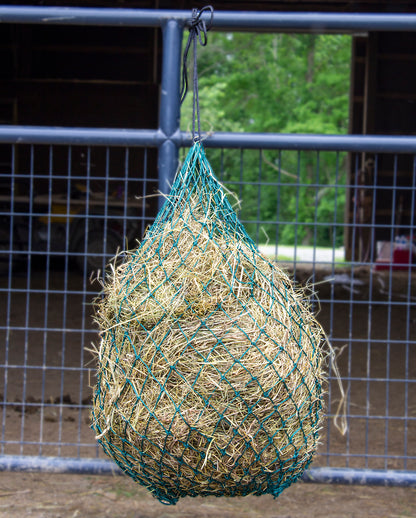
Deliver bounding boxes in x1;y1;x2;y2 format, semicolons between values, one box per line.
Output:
158;18;183;207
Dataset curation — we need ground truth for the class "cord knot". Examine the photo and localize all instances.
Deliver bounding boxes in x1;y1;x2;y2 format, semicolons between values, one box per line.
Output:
187;6;214;46
180;6;214;143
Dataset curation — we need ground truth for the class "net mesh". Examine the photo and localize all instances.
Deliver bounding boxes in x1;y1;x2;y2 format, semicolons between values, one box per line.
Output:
91;142;325;505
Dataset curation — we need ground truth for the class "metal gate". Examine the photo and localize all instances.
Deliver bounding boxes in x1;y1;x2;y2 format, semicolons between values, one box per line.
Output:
0;6;415;487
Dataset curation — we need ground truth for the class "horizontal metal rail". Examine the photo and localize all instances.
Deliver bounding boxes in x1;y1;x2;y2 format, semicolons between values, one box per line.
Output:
180;131;416;153
0;126;163;147
0;455;415;487
1;6;416;32
1;126;416;153
303;467;416;487
0;126;416;153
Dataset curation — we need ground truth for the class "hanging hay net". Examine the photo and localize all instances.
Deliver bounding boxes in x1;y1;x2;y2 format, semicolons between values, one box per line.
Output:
91;142;326;505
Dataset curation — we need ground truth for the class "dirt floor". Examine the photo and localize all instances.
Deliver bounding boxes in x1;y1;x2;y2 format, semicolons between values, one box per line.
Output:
0;471;415;517
1;264;415;516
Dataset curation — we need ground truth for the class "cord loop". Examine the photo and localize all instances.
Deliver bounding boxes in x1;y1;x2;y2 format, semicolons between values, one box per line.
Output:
180;6;214;142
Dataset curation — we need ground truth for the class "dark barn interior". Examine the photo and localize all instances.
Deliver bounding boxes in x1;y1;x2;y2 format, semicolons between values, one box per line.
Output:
348;31;416;261
0;0;415;262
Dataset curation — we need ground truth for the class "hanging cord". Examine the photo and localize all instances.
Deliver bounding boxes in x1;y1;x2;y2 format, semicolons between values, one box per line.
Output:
180;6;214;142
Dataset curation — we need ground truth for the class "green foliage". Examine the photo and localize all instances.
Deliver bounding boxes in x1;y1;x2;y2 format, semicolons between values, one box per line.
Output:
180;32;351;247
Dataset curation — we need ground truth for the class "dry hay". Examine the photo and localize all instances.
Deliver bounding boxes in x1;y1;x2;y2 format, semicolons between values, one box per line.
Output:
91;201;326;504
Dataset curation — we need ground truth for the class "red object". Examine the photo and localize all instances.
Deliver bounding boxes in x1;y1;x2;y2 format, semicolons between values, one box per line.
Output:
393;248;412;269
375;248;412;270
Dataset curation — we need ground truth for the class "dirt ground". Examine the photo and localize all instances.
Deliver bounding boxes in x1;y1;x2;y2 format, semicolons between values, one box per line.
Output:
1;264;415;516
0;471;415;518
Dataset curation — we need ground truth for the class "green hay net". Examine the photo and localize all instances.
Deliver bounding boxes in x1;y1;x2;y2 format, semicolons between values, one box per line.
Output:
91;141;325;505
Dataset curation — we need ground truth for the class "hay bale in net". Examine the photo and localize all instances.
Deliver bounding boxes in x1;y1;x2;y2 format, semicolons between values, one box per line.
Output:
91;142;325;505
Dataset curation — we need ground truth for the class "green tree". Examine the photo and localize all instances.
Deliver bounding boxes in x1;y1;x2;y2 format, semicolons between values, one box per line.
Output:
180;32;351;247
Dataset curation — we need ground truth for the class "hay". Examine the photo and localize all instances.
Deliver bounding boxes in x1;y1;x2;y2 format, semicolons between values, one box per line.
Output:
91;195;325;504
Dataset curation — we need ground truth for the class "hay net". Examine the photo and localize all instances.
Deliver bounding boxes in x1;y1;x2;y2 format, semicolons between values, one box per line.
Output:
91;141;325;505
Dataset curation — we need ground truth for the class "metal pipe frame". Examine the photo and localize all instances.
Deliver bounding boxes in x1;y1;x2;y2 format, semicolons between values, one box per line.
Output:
0;126;416;154
157;19;183;204
1;6;416;187
0;125;164;146
1;6;416;32
0;455;415;487
178;132;416;153
0;5;416;487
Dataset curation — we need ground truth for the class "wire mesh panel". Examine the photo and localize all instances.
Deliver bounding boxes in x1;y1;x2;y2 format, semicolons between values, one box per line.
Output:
0;139;415;481
0;143;157;458
207;148;346;261
203;146;416;472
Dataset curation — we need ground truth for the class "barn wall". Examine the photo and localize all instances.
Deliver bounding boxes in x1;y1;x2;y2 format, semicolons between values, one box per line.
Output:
347;32;416;261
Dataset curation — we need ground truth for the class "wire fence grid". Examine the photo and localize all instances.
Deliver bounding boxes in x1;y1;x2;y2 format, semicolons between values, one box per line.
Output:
1;140;415;482
0;6;415;487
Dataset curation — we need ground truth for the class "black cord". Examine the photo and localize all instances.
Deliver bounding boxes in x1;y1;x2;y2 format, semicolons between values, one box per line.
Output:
180;6;214;142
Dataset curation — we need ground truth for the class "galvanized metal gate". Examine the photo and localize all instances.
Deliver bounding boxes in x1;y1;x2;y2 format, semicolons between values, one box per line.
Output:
0;6;415;488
